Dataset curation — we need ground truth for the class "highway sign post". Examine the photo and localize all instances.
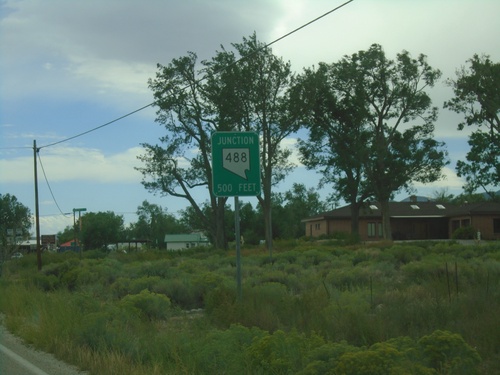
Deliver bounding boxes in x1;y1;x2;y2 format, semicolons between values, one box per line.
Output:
212;131;260;299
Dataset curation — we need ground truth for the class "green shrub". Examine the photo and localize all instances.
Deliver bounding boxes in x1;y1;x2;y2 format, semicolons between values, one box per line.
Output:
384;245;424;266
42;258;80;278
452;226;477;240
418;330;481;374
31;272;60;291
152;276;202;309
119;289;172;321
247;329;324;374
192;324;264;374
205;285;238;327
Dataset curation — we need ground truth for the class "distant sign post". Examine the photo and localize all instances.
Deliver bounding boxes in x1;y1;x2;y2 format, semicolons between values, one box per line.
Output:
212;131;261;300
73;208;87;257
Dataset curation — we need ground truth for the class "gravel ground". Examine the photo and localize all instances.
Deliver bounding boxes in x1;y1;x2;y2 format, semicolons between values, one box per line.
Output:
0;320;88;375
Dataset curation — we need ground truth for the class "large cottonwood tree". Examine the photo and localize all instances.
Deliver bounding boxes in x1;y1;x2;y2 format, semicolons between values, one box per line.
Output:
80;211;124;250
292;62;372;237
138;52;228;249
444;54;500;197
294;44;448;240
205;33;300;254
138;34;299;249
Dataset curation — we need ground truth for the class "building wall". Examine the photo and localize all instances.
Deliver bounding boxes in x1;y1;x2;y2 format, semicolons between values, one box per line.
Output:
472;215;500;240
449;214;500;240
305;219;328;237
308;214;500;241
329;220;352;237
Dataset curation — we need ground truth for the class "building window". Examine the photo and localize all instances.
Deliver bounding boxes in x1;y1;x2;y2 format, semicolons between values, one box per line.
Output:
494;218;500;234
315;223;321;230
368;222;376;238
461;219;471;227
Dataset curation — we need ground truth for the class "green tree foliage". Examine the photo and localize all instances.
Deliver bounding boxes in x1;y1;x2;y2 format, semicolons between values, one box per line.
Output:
179;201;234;245
239;201;262;245
138;50;229;249
294;44;447;240
128;200;188;248
56;225;75;245
272;183;328;239
444;54;500;196
205;33;301;253
80;211;124;250
292;61;373;237
0;193;31;259
138;34;299;250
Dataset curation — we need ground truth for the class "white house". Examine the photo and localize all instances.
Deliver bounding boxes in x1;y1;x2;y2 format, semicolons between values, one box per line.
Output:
164;233;210;250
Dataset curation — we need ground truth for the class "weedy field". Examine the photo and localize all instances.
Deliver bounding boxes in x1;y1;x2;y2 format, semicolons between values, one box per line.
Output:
1;240;499;374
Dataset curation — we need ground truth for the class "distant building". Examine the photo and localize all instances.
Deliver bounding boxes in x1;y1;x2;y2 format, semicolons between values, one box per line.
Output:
18;239;37;252
302;201;500;241
58;239;80;252
164;233;210;250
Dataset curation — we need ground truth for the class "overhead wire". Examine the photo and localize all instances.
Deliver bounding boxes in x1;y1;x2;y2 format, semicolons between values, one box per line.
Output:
38;102;154;149
29;0;355;218
36;150;71;217
37;0;354;150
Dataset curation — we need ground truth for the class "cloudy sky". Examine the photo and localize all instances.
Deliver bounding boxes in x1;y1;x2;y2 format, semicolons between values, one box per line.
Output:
1;0;499;235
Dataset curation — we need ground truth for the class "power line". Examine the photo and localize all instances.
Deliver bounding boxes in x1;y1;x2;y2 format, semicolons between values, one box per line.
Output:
39;102;154;149
36;0;354;150
36;150;71;217
267;0;354;49
27;0;355;234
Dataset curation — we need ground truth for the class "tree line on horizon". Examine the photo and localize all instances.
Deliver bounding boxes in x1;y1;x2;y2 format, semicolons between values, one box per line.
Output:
1;185;498;258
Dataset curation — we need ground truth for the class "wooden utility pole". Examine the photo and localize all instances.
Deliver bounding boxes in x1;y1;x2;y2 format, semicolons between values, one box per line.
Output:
33;140;42;271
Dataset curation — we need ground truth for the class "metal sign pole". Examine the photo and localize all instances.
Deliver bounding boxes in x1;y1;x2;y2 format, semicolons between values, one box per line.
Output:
212;132;260;301
234;196;242;300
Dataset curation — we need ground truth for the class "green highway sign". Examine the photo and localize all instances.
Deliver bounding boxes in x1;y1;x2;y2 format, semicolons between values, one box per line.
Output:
212;131;261;197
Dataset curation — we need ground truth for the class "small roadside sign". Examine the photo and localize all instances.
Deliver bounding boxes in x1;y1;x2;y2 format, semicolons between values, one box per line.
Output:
211;131;261;197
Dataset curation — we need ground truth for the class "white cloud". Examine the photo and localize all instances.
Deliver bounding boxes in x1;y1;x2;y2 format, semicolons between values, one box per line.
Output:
281;137;301;166
36;214;73;236
414;166;464;190
0;146;144;184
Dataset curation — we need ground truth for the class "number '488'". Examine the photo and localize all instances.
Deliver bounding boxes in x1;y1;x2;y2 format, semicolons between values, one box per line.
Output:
225;152;247;163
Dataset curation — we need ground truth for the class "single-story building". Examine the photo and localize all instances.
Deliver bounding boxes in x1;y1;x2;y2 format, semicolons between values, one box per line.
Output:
164;233;210;250
18;239;37;252
58;239;80;252
302;200;500;241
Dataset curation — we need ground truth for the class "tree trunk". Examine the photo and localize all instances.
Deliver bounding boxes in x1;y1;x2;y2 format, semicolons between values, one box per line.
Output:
214;198;227;250
350;201;361;239
257;193;272;258
380;199;392;241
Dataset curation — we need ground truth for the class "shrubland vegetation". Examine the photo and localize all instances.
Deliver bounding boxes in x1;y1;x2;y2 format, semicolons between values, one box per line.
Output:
1;240;499;374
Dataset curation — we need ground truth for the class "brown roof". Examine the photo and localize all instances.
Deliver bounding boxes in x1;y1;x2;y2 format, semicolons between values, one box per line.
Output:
303;201;500;222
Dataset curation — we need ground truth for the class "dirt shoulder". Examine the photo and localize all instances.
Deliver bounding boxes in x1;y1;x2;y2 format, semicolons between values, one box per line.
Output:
0;320;87;375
